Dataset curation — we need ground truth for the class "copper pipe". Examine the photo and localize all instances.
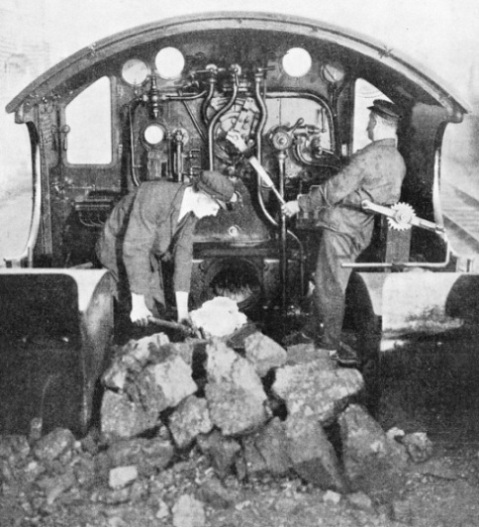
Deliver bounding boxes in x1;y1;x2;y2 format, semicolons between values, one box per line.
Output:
252;72;278;227
161;90;207;101
278;151;288;316
128;102;142;187
254;72;268;161
207;68;239;170
201;73;217;123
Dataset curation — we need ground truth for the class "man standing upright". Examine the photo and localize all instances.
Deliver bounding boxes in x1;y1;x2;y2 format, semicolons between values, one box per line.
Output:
282;100;406;365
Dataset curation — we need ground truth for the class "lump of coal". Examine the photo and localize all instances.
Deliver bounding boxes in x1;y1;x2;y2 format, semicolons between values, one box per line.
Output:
190;297;247;337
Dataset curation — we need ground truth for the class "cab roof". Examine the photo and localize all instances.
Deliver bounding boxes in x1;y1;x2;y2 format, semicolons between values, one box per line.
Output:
6;11;468;120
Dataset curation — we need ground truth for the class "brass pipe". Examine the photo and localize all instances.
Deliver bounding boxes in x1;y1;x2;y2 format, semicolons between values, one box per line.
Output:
128;103;141;187
201;71;217;123
278;150;288;316
254;71;268;161
252;72;278;227
161;90;207;101
207;67;239;170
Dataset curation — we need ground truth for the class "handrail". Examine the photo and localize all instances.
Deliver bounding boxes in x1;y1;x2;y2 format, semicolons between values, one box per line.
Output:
342;240;452;269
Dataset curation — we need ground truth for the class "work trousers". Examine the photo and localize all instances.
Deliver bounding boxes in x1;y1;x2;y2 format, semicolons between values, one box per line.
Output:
305;230;362;350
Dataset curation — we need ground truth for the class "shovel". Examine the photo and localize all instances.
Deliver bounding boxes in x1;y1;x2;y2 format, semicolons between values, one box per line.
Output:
149;317;202;338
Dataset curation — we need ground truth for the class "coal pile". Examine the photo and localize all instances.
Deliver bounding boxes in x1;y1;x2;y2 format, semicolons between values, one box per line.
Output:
0;330;434;526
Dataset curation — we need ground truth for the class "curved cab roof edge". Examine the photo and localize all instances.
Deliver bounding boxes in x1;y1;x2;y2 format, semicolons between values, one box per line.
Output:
5;10;469;117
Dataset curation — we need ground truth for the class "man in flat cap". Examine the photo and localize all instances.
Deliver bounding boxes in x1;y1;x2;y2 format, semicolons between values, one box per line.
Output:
282;99;406;365
96;171;236;326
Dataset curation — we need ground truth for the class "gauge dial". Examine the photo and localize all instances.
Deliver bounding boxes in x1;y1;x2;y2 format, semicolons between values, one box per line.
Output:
121;58;150;86
143;123;166;146
321;62;346;84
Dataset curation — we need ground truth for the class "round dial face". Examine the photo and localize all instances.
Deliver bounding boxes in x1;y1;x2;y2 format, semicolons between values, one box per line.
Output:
282;47;312;78
321;62;346;84
143;124;165;146
121;58;150;86
155;47;185;80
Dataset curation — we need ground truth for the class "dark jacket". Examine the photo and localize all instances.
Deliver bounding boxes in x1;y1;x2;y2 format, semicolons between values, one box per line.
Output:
298;138;406;251
96;180;197;305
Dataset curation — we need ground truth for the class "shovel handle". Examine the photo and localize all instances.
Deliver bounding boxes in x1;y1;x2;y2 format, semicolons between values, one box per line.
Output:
149;317;192;334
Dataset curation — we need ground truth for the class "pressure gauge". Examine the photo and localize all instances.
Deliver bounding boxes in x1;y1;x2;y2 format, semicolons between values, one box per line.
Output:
155;47;185;80
121;58;150;86
143;123;166;147
282;47;312;78
321;61;346;85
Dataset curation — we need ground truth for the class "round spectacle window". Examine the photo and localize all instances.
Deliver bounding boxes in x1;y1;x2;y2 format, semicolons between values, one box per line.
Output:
155;47;185;80
282;47;312;78
143;124;165;146
121;58;150;86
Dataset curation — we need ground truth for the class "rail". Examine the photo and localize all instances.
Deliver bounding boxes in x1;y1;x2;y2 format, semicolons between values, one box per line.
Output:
440;180;479;251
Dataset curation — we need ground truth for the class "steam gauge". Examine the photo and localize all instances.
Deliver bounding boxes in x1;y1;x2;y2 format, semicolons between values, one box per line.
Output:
142;123;166;148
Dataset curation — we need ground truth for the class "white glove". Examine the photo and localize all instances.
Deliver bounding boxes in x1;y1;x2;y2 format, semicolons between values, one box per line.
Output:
282;200;300;218
130;293;154;326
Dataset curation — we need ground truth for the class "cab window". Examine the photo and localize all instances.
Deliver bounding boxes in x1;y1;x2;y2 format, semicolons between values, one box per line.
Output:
353;78;391;152
65;76;112;165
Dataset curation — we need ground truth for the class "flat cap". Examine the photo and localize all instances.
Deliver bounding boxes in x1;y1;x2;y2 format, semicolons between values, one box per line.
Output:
196;170;235;208
368;99;402;121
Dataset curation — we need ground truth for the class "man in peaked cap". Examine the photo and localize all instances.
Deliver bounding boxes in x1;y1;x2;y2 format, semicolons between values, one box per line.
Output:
282;99;406;366
96;171;236;327
368;99;402;122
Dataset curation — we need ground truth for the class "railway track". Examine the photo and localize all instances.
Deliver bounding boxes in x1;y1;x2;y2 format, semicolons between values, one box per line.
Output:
440;180;479;254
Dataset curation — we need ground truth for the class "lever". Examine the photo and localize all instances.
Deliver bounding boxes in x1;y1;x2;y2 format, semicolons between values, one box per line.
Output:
362;200;445;234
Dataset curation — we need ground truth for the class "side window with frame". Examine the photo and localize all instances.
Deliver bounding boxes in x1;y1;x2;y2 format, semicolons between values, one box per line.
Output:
65;76;112;165
353;78;391;152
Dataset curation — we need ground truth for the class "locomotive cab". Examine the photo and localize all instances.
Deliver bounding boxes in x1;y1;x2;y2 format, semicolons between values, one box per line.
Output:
1;12;474;435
